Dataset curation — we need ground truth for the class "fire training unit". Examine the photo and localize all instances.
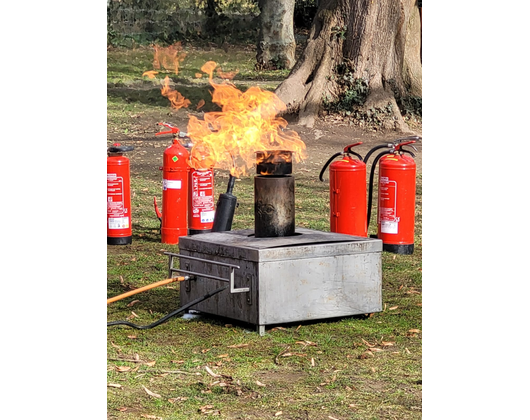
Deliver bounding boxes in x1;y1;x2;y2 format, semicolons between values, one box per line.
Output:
154;123;190;245
107;144;134;245
364;136;420;255
319;142;367;237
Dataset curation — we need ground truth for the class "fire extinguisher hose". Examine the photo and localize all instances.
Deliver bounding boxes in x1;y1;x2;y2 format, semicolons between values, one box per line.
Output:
319;152;343;182
107;285;229;330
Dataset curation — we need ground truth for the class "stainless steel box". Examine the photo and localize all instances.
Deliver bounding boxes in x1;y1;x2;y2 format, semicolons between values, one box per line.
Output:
177;228;382;334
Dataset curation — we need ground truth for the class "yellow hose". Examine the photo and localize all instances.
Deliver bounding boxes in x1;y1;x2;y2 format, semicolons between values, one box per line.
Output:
107;276;186;304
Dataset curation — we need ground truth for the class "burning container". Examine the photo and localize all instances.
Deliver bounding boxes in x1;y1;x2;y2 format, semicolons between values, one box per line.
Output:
173;228;382;335
254;150;295;238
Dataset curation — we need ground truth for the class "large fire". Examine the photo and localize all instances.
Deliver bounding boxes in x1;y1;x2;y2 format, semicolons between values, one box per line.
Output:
145;49;306;177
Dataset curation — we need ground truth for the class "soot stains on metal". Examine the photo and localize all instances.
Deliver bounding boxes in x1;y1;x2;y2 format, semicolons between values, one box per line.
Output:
255;175;295;237
254;150;295;238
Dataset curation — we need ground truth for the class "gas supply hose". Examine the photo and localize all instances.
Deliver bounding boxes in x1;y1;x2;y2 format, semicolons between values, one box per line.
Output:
106;285;228;330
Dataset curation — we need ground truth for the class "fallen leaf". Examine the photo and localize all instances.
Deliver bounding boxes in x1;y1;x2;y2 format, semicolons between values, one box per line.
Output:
409;329;421;333
311;358;315;366
142;385;161;398
381;341;395;347
127;312;139;320
107;383;122;388
388;306;399;310
117;407;128;412
144;361;156;367
255;380;266;387
275;411;282;417
116;366;131;372
361;338;376;347
127;300;140;307
369;347;383;352
205;366;221;378
127;335;137;339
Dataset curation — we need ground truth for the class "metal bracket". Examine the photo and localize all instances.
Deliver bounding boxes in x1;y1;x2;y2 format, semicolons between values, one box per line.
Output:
164;252;250;294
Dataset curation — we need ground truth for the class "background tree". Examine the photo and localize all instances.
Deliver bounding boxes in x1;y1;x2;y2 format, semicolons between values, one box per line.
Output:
275;0;422;131
256;0;297;70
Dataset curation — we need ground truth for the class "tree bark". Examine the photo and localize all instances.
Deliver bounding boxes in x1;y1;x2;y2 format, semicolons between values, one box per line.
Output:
256;0;297;70
275;0;422;131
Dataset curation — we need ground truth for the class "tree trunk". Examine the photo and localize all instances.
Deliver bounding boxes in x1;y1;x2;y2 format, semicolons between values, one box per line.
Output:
275;0;422;131
256;0;296;70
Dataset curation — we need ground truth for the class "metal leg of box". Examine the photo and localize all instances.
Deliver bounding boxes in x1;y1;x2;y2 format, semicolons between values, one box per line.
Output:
257;325;266;336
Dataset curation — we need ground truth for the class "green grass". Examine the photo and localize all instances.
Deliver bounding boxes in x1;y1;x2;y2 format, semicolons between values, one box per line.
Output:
107;44;422;419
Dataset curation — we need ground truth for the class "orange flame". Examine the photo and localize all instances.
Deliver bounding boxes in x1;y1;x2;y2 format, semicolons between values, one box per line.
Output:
160;76;191;110
142;70;159;79
200;61;218;79
153;42;186;74
187;66;307;176
216;67;239;80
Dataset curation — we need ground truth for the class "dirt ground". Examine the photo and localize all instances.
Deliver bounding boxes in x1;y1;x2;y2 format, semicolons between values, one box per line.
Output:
108;112;422;178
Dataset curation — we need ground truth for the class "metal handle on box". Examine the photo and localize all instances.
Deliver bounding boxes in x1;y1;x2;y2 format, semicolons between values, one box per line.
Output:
164;252;250;294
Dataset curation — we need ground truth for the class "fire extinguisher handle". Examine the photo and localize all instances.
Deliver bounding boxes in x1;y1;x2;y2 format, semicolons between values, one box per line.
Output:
395;135;421;143
156;122;180;136
319;152;343;182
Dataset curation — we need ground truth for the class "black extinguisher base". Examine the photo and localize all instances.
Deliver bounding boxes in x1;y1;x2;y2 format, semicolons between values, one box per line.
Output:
383;243;414;255
188;229;212;235
108;236;132;245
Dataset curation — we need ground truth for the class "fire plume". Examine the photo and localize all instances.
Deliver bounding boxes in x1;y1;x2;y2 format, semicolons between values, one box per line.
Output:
153;42;186;74
187;65;307;176
161;76;191;110
142;70;159;79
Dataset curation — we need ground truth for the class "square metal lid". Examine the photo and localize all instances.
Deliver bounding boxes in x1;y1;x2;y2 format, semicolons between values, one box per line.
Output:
178;228;382;262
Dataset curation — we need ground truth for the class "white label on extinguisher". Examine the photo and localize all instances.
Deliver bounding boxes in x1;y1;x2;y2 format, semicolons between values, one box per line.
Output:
108;217;130;229
163;179;182;190
200;210;215;223
381;220;398;234
379;177;399;234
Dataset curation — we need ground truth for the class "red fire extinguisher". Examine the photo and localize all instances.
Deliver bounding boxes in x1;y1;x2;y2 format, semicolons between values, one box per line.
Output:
107;144;134;245
188;167;215;234
153;123;190;245
319;142;367;237
364;136;420;254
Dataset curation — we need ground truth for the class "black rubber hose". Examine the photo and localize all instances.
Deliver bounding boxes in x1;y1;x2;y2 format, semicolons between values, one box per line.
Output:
367;150;392;229
319;152;343;182
107;285;229;330
363;144;389;164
